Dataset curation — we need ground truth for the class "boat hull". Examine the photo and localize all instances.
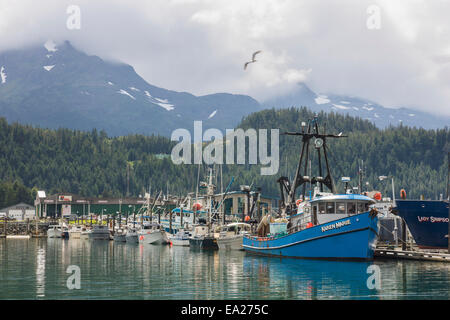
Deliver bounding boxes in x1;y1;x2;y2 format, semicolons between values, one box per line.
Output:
138;231;168;245
395;200;449;249
47;229;63;238
126;234;139;243
171;238;190;246
113;234;126;242
189;236;218;249
243;212;378;260
217;235;244;250
88;231;110;240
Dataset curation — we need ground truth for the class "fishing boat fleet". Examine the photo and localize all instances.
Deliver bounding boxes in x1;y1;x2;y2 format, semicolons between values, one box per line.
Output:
46;116;449;260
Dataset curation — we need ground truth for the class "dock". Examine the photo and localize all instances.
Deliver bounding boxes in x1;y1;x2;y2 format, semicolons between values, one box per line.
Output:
375;248;450;262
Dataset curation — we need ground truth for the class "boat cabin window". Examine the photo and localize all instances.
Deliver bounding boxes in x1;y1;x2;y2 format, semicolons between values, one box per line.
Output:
326;202;335;214
348;202;356;215
318;203;326;214
357;202;369;213
313;205;318;216
228;225;237;233
336;202;346;214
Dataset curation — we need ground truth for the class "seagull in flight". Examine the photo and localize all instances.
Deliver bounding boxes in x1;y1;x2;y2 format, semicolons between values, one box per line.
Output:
244;50;262;70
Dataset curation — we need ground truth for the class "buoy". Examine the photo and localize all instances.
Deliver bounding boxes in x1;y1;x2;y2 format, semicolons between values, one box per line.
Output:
374;192;382;201
400;189;406;200
306;222;313;228
244;215;250;222
296;199;302;206
192;203;203;211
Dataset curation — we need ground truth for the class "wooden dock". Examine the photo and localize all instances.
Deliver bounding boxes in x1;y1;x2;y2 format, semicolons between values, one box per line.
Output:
375;248;450;262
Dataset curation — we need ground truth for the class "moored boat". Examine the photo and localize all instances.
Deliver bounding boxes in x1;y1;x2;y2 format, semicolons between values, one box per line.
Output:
189;224;218;249
170;229;191;246
243;194;379;260
47;225;63;238
138;222;168;245
217;223;251;250
88;225;110;240
394;200;449;249
243;115;379;260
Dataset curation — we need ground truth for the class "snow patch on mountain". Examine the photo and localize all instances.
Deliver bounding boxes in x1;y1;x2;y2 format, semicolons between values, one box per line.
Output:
154;102;175;111
108;81;114;86
0;66;6;84
362;106;374;111
117;89;136;100
332;104;351;110
409;114;415;117
129;87;140;92
315;95;330;105
340;101;350;104
44;40;58;52
43;65;55;71
144;91;152;98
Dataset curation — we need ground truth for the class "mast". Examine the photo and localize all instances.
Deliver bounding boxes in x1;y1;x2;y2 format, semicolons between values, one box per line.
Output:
278;115;346;216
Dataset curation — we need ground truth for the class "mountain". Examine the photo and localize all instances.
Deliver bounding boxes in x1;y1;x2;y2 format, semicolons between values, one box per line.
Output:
0;40;261;136
0;40;447;136
262;83;450;129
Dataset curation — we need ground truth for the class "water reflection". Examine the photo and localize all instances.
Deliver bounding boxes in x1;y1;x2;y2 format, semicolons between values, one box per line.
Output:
0;239;449;299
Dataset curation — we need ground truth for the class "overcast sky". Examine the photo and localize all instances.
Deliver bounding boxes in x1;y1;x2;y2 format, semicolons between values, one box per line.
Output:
1;0;450;116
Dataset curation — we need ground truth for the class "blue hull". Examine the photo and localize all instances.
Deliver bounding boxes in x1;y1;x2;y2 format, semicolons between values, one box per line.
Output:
243;212;379;260
395;200;449;249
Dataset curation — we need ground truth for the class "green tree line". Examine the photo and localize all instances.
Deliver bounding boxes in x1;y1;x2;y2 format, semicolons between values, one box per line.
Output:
0;107;448;209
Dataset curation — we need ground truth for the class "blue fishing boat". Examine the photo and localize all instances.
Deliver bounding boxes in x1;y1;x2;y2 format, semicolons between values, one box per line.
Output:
243;193;379;260
394;200;449;249
243;116;379;260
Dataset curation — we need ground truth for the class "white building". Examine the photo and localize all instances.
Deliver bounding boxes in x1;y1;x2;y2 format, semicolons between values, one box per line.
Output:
0;203;36;220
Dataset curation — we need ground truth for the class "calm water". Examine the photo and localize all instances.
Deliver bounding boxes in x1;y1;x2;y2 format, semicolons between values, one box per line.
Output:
0;238;449;300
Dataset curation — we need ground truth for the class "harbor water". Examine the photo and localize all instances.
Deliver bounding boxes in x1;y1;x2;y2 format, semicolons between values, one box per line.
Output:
0;238;449;300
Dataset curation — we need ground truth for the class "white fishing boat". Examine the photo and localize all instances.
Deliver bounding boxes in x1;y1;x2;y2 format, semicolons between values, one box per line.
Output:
69;225;82;239
47;225;63;238
138;222;168;245
88;225;110;240
170;229;191;246
217;223;251;250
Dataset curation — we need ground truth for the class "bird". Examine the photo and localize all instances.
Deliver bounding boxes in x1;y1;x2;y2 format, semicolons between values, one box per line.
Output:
244;50;262;70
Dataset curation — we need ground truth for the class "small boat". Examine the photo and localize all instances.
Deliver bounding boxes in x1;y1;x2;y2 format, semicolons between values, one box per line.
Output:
80;227;90;239
69;226;82;239
138;222;168;245
189;224;218;249
47;225;63;238
170;229;191;246
217;223;251;250
125;228;139;243
394;200;449;249
88;225;110;240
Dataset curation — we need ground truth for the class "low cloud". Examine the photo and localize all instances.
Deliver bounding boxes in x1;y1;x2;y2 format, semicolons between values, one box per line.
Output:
0;0;449;116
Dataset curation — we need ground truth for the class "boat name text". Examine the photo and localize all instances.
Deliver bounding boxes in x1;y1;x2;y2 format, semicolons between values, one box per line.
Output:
321;219;351;232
